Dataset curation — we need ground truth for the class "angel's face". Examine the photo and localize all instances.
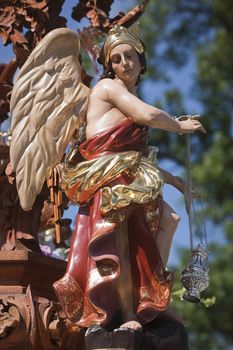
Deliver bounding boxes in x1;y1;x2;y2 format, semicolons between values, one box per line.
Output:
110;44;141;84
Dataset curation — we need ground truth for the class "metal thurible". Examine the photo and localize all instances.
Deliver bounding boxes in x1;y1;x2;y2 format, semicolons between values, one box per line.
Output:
181;243;209;302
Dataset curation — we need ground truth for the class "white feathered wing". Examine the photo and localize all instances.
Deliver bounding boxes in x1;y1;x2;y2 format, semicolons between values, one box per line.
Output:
10;28;90;211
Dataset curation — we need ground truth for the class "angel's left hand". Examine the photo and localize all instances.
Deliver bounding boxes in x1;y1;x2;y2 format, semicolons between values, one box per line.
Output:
173;176;201;199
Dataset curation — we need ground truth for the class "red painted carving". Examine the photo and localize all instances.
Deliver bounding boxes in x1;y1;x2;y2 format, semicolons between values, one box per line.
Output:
0;60;17;123
0;251;86;349
0;0;66;67
72;0;151;31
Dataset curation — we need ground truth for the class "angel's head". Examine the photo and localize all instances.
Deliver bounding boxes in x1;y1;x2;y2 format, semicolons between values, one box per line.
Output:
98;25;147;84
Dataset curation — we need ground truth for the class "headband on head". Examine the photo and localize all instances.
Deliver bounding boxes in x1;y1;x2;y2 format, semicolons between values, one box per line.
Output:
103;25;144;67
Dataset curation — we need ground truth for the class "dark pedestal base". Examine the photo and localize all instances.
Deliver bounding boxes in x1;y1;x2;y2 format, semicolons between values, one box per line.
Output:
85;326;143;350
85;318;189;350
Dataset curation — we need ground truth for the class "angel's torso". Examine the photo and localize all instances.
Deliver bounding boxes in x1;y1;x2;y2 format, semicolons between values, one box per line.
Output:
85;78;135;139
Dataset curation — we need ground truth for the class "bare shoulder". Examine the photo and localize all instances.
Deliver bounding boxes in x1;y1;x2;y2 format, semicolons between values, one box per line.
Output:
92;78;125;95
96;78;118;87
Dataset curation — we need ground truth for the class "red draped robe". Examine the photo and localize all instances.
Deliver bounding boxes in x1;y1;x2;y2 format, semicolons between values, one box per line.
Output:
53;119;173;328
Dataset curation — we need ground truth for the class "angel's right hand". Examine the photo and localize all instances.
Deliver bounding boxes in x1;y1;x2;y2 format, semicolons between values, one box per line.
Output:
178;116;206;134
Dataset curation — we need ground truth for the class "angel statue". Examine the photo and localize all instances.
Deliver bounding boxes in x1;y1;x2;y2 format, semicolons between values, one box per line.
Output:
10;25;205;339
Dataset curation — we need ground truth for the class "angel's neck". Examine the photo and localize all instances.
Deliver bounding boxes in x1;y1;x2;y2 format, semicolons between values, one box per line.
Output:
114;76;138;95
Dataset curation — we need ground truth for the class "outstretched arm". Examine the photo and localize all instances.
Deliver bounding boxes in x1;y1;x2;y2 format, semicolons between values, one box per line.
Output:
100;79;205;134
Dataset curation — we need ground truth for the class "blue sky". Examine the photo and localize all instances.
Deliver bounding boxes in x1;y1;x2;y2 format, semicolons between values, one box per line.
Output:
0;0;207;268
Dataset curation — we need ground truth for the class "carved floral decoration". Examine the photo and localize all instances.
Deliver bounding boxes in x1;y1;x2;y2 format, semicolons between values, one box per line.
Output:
72;0;151;31
0;285;85;349
0;0;67;66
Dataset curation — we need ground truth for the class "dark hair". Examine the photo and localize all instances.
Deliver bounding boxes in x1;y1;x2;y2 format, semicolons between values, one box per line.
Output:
97;45;147;84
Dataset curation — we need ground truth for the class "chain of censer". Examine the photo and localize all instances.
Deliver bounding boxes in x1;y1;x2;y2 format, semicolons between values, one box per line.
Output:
185;133;194;250
185;133;208;249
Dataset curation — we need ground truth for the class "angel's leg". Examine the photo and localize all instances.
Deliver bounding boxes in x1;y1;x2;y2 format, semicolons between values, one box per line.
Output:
155;200;180;268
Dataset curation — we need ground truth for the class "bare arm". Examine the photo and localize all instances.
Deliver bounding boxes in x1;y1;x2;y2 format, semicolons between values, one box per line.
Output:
159;167;201;198
159;167;185;193
99;79;205;134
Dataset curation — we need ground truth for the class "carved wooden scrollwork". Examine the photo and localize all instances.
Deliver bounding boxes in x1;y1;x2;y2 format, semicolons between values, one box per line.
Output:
0;293;86;349
0;60;18;123
0;296;31;349
37;300;62;349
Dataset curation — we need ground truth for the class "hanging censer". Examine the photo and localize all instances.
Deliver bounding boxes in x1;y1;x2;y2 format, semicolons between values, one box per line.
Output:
180;124;210;302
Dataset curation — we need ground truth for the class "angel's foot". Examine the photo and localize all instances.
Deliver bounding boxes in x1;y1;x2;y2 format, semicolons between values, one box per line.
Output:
119;313;142;331
120;320;142;330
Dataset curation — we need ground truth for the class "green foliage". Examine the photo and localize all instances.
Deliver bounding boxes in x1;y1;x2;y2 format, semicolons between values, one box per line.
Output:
138;0;233;348
194;131;233;223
